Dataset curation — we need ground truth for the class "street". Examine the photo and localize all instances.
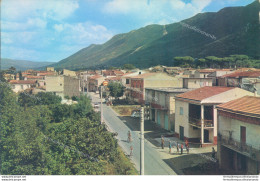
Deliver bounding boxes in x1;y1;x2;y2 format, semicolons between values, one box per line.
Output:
88;92;177;175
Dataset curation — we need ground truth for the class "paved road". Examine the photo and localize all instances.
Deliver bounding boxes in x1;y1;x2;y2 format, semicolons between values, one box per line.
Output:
88;92;177;175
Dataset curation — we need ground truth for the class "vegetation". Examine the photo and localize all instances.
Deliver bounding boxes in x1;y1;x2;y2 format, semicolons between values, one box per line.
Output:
107;82;125;100
122;64;136;70
52;1;259;70
173;55;260;69
0;84;137;175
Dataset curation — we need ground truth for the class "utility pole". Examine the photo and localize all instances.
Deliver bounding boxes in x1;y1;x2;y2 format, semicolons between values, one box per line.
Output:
140;106;144;175
100;86;104;124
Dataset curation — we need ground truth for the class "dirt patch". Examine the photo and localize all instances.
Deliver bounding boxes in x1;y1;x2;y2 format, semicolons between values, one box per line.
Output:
112;105;140;116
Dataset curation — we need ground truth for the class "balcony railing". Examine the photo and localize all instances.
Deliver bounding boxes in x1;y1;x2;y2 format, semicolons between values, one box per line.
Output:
219;134;260;161
189;117;214;128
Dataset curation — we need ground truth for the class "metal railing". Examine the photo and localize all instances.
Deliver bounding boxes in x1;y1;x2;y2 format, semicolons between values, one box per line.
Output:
219;134;260;161
189;117;214;128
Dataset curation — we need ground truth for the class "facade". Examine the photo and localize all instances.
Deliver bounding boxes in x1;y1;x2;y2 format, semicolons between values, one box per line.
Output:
45;75;80;98
46;67;55;72
9;80;36;93
175;86;254;146
183;78;213;89
217;96;260;175
62;69;77;77
194;69;216;78
145;87;192;131
207;70;233;86
87;75;106;92
128;73;183;104
218;71;260;87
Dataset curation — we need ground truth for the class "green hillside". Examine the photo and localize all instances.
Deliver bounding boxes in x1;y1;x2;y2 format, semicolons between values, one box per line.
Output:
52;0;260;70
1;58;53;71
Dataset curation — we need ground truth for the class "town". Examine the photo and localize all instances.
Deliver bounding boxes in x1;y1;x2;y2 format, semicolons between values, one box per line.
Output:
1;65;260;175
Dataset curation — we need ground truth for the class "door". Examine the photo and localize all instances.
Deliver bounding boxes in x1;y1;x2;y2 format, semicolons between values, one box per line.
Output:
204;130;209;143
152;109;155;122
164;114;168;130
157;111;160;125
179;126;184;140
240;126;246;144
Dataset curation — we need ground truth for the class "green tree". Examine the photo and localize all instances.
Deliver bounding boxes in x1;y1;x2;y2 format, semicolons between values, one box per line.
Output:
122;64;136;70
108;82;125;100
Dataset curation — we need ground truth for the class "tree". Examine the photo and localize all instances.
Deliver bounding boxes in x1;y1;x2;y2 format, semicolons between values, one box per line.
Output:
108;82;125;100
122;64;136;70
174;56;194;67
35;92;62;105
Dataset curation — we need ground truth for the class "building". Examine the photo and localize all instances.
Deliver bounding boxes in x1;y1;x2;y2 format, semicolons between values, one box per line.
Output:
9;80;36;93
145;87;192;131
207;70;234;86
182;78;213;89
45;75;80;98
194;69;217;78
46;67;55;72
217;96;260;175
102;70;124;77
128;73;183;104
218;71;260;87
175;86;254;146
87;74;106;92
61;69;77;77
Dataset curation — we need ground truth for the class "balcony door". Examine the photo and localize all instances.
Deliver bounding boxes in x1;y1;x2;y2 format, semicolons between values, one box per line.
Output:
240;126;246;144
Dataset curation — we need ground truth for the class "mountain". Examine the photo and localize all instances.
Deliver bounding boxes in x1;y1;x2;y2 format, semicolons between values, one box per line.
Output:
1;58;53;71
52;0;260;70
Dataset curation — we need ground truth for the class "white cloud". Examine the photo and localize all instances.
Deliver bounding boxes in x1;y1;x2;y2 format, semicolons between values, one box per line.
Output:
53;22;113;46
2;0;79;22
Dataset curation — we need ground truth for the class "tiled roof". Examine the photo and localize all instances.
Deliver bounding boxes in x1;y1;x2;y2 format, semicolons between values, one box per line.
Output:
176;86;234;101
197;69;217;73
217;96;260;116
146;87;193;93
220;71;260;78
25;76;44;79
105;77;121;81
9;80;36;84
130;73;156;79
89;75;102;79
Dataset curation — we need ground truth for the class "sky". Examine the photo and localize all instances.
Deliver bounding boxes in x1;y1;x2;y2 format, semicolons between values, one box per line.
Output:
1;0;256;63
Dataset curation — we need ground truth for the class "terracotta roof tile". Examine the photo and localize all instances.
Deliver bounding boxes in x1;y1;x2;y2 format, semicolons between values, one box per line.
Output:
9;80;36;84
176;86;234;101
220;71;260;78
217;96;260;116
130;73;156;79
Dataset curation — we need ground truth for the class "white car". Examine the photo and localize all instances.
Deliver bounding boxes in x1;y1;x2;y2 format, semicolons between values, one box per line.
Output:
94;103;100;108
131;111;141;118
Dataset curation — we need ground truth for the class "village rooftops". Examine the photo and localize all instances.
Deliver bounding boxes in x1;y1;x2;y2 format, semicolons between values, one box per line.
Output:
145;87;193;93
217;96;260;118
130;73;156;79
220;71;260;78
89;74;103;79
176;86;235;102
9;80;36;84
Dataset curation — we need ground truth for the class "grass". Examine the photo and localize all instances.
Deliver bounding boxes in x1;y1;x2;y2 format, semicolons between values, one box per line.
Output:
111;105;140;116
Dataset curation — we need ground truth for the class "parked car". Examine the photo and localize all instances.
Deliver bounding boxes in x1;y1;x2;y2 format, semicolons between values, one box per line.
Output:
94;103;100;108
131;111;141;118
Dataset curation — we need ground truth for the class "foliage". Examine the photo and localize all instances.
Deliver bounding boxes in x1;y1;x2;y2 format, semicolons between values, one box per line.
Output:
174;55;260;69
107;82;125;99
122;64;136;70
0;85;136;175
71;96;79;101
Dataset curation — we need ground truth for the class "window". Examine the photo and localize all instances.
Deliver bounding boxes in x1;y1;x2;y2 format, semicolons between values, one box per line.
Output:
180;107;183;115
126;79;129;84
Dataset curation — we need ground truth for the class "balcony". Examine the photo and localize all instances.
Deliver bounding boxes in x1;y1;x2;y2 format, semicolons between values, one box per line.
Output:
219;134;260;161
189;117;214;128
